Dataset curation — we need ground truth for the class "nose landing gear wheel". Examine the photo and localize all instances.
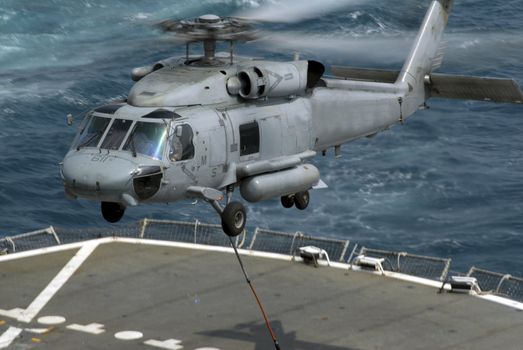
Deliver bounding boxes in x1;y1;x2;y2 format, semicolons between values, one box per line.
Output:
221;201;246;237
101;202;126;223
280;195;295;208
294;190;310;210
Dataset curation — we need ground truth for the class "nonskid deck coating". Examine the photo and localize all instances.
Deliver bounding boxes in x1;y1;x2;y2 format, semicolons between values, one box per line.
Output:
1;241;522;349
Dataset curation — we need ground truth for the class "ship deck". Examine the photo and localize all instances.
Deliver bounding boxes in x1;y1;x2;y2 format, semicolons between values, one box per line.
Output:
1;238;522;350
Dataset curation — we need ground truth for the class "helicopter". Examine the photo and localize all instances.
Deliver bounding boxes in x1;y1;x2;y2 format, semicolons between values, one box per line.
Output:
60;0;522;237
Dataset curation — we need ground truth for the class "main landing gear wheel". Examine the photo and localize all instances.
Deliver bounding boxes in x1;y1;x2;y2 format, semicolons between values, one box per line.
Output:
294;190;310;210
101;202;126;223
280;195;295;208
221;201;246;237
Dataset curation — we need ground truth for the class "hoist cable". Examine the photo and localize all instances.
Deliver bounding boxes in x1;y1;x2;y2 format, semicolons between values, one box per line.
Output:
228;236;281;350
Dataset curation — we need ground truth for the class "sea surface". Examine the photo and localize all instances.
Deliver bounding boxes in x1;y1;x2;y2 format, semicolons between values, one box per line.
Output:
1;0;522;276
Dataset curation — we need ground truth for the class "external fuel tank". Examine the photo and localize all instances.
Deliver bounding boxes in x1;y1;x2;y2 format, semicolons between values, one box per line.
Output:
240;164;320;203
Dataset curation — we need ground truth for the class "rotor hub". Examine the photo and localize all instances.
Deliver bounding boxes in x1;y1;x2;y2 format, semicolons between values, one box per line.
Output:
197;14;221;24
158;14;257;66
159;14;257;43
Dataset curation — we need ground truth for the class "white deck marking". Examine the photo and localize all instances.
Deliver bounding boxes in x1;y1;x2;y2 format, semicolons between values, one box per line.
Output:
194;348;222;350
114;237;295;262
0;237;113;262
115;331;143;340
24;328;51;334
0;308;25;320
17;240;99;323
0;327;23;349
478;294;523;311
67;323;105;335
37;316;66;325
144;339;183;350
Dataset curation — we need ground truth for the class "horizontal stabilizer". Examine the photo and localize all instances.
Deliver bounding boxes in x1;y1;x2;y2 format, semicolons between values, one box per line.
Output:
313;179;328;190
428;74;523;104
331;66;523;104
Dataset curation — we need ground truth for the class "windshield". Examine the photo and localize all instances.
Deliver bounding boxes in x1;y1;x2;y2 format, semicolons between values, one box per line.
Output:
75;115;111;149
123;122;168;160
100;119;133;150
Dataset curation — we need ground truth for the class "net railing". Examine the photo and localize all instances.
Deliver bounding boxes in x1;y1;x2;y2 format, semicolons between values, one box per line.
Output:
357;247;451;281
249;228;349;262
0;227;60;254
140;219;245;248
467;267;523;303
56;223;140;244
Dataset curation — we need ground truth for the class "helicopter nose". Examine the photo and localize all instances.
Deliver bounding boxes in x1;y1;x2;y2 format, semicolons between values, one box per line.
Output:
61;152;138;202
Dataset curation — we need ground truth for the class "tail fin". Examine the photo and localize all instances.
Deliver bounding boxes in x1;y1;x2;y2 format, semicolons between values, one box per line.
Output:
396;0;453;90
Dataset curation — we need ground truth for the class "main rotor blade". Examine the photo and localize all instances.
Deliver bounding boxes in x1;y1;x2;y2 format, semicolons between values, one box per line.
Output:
237;0;363;23
255;31;413;64
254;30;523;72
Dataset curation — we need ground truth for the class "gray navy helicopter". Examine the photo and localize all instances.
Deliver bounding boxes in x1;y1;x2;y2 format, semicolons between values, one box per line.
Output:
61;0;522;236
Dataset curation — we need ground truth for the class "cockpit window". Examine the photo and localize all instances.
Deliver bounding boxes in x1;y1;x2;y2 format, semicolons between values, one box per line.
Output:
94;104;124;114
169;124;194;162
142;109;180;119
75;115;111;149
100;119;133;150
123;122;168;160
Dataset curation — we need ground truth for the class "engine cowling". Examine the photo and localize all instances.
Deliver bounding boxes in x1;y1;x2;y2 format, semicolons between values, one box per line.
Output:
228;61;310;99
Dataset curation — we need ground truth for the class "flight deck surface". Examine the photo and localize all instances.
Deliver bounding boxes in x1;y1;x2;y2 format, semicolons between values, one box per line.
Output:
1;239;522;350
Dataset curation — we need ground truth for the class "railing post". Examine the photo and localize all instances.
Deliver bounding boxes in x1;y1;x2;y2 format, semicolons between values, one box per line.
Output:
194;220;200;244
496;274;512;294
249;228;259;250
290;231;301;256
440;258;451;282
6;237;15;253
236;229;247;249
397;252;407;273
466;266;476;277
358;246;366;256
346;243;358;269
339;240;350;262
48;226;61;245
139;218;148;238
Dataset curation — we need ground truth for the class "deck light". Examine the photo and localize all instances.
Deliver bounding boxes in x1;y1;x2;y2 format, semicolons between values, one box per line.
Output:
353;255;385;274
298;246;331;267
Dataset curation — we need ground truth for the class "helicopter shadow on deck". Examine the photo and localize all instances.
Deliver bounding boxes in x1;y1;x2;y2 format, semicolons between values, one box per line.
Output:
198;320;361;350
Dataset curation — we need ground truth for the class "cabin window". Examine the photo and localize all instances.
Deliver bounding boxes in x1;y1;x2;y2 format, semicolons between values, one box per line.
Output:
75;115;111;149
169;124;194;162
239;121;260;156
123;122;168;160
100;119;133;150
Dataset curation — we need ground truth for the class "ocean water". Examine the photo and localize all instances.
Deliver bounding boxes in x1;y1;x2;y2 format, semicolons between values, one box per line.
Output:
1;0;522;276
